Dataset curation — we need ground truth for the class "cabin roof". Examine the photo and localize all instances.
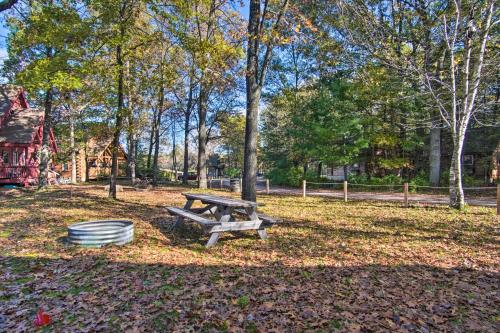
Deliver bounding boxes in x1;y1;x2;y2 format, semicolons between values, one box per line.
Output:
0;84;25;118
0;84;24;104
86;136;127;159
87;137;112;157
0;108;43;144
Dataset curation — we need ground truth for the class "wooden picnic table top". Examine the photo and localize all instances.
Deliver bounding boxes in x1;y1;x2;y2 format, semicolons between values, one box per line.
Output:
182;192;257;208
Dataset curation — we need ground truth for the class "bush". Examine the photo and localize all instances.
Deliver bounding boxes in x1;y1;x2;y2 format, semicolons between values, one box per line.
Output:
349;174;402;185
463;174;485;187
440;169;486;187
267;167;326;187
267;167;303;187
348;174;368;184
409;171;430;186
225;167;241;179
408;171;430;192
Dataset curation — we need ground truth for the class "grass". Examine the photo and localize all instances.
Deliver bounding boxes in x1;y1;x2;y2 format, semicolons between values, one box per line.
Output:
0;184;498;331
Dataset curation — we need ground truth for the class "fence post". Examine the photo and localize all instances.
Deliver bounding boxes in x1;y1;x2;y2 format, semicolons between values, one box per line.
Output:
266;179;270;194
404;182;409;207
220;178;223;189
342;181;348;202
497;184;499;216
208;177;211;189
239;178;242;193
303;180;306;198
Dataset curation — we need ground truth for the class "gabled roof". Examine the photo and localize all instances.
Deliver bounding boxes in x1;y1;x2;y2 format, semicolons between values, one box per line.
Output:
0;108;44;144
86;136;127;159
0;84;27;123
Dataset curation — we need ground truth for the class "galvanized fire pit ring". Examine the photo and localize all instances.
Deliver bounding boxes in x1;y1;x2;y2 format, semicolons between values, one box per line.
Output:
67;220;134;247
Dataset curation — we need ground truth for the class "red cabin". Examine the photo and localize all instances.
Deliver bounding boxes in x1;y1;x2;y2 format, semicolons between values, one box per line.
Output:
0;85;57;186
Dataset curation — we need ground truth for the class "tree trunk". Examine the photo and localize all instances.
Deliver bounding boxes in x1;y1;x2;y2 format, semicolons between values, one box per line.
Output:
197;80;209;189
242;0;288;201
317;161;322;177
38;87;53;188
242;0;261;202
343;164;348;182
182;113;190;184
147;111;156;170
126;61;136;184
84;144;89;182
172;117;177;181
70;115;77;184
109;43;125;199
242;84;260;201
152;79;164;187
182;75;194;185
449;134;465;209
128;132;136;183
429;127;441;186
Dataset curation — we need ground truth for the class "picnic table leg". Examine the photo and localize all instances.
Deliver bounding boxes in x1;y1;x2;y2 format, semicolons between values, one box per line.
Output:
174;199;193;227
206;206;232;248
206;233;220;247
244;206;267;240
257;229;268;240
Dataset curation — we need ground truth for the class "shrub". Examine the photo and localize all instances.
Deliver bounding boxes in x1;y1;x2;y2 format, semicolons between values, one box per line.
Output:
409;171;430;192
225;167;241;179
267;167;303;187
267;167;326;187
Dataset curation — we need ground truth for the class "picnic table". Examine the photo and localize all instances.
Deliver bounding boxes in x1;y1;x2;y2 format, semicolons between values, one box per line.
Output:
166;193;278;247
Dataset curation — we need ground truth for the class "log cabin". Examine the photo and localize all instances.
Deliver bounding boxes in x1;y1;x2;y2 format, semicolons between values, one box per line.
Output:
55;136;128;182
0;84;57;186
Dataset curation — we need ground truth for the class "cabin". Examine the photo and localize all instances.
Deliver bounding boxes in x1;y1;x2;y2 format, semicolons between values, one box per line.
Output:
55;136;128;182
441;127;500;184
0;85;57;186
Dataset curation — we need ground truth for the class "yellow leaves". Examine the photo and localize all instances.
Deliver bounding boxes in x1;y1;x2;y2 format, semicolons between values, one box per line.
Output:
304;18;318;33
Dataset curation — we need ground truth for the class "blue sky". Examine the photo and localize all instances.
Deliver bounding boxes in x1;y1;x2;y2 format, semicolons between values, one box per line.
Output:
0;13;9;82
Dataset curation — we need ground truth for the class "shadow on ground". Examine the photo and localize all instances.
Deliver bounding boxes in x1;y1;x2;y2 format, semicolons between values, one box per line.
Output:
1;255;498;332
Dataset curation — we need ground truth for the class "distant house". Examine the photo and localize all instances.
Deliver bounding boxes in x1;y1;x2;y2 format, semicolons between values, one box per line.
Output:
320;163;365;181
55;136;127;182
441;127;500;184
0;85;57;186
207;154;224;177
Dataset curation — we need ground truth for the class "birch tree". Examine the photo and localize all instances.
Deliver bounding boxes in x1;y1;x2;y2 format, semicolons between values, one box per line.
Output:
338;0;498;209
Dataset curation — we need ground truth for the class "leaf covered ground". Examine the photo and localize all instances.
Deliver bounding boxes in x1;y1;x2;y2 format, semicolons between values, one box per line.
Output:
0;185;498;332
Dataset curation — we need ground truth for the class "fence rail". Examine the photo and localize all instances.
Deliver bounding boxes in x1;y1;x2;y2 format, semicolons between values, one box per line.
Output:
207;177;499;214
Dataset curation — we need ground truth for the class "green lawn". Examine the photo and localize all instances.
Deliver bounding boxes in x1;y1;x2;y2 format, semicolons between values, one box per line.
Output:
0;185;498;332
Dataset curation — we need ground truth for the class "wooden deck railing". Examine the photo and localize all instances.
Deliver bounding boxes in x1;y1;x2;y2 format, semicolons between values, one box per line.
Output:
0;166;38;180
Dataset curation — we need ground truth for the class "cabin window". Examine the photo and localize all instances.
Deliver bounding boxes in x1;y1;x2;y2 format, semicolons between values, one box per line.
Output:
20;151;26;165
463;155;474;166
12;151;18;166
2;151;8;164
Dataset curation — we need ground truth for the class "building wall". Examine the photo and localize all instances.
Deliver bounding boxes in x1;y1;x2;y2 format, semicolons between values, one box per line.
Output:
55;147;128;182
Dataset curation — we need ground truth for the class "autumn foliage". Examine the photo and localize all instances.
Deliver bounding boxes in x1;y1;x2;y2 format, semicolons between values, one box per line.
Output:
0;185;498;331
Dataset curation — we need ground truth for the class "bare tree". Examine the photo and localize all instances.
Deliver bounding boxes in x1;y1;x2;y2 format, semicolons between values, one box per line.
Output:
339;0;498;209
423;0;497;208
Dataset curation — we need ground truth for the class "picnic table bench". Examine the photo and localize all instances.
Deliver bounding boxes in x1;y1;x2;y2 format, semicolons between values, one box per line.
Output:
166;193;279;247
